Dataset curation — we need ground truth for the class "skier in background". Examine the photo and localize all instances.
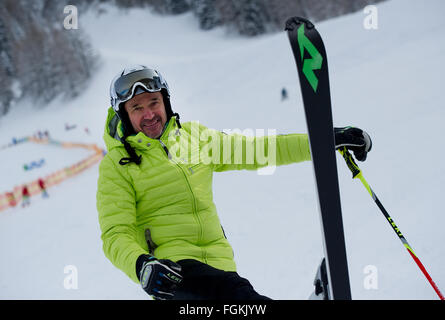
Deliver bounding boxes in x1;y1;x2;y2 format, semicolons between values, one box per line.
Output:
38;178;49;198
65;123;77;131
21;185;30;207
96;65;372;300
281;87;288;101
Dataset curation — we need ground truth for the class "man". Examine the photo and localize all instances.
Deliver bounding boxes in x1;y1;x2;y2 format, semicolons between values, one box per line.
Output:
96;65;371;300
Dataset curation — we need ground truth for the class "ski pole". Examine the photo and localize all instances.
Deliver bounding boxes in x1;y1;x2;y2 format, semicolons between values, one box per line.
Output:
338;147;444;300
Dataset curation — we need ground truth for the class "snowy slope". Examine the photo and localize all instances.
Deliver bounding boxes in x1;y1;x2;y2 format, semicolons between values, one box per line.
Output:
1;0;444;299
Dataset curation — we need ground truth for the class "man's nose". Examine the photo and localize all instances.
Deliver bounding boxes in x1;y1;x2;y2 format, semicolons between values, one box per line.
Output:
142;107;155;119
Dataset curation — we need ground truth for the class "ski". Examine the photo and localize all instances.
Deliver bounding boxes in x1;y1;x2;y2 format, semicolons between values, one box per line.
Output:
285;17;352;300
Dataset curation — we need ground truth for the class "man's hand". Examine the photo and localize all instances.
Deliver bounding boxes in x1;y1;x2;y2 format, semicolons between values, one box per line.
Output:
137;255;183;300
334;127;372;161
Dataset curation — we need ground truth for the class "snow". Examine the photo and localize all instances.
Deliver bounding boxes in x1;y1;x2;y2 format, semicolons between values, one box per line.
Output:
1;0;444;300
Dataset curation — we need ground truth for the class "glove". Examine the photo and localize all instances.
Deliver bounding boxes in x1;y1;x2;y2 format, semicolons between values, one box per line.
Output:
334;126;372;161
136;254;183;300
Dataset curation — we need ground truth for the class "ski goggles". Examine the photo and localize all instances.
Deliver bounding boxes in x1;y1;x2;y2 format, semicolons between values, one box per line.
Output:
110;68;169;111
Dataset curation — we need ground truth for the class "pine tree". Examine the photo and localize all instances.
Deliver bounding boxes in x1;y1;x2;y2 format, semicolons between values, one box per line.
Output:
0;12;13;116
192;0;220;30
165;0;190;15
236;0;268;37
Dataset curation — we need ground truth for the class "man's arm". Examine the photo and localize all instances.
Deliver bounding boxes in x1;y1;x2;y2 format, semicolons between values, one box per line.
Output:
211;129;312;172
96;155;148;284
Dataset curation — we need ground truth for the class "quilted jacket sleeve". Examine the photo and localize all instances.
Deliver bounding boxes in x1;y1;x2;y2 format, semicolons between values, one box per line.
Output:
96;154;148;284
206;127;312;172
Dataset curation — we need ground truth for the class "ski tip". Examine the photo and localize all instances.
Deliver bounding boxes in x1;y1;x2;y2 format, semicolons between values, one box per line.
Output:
284;17;315;32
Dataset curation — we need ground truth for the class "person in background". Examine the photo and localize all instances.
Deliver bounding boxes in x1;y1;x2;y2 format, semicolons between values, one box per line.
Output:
38;178;49;198
21;185;30;207
281;87;288;101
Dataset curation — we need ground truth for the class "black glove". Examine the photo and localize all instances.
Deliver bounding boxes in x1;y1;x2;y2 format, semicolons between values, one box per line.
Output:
334;126;372;161
136;254;183;300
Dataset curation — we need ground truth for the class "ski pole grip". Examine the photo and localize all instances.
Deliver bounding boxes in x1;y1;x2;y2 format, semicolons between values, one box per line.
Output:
338;147;361;179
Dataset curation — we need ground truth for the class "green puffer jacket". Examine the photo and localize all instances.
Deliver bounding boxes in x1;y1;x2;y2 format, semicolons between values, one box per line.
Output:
97;107;311;284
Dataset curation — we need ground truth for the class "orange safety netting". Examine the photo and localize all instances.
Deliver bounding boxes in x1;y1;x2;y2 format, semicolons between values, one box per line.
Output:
0;137;105;212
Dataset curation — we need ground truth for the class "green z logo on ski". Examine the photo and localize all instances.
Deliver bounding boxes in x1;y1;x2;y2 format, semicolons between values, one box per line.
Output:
297;24;323;92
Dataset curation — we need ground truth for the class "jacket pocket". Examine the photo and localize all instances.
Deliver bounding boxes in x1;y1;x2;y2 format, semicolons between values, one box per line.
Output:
145;228;158;255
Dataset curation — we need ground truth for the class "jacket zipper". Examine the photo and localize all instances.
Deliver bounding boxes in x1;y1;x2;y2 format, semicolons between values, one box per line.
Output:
158;139;204;246
159;139;172;160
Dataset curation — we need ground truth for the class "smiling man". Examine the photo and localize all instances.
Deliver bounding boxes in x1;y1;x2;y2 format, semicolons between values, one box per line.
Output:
124;91;167;139
96;65;372;300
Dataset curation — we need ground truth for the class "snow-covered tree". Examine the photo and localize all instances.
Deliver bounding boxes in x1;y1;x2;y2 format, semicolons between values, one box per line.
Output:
0;11;14;116
235;0;268;36
192;0;221;30
0;0;98;116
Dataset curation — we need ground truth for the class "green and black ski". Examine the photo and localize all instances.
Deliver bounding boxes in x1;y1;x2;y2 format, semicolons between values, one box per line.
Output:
285;17;352;300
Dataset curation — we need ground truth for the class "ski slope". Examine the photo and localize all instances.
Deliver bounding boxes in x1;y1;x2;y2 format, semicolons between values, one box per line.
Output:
1;0;444;299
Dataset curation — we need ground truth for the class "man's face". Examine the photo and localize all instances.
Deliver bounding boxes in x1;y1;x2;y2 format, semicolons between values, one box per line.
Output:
124;91;167;139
